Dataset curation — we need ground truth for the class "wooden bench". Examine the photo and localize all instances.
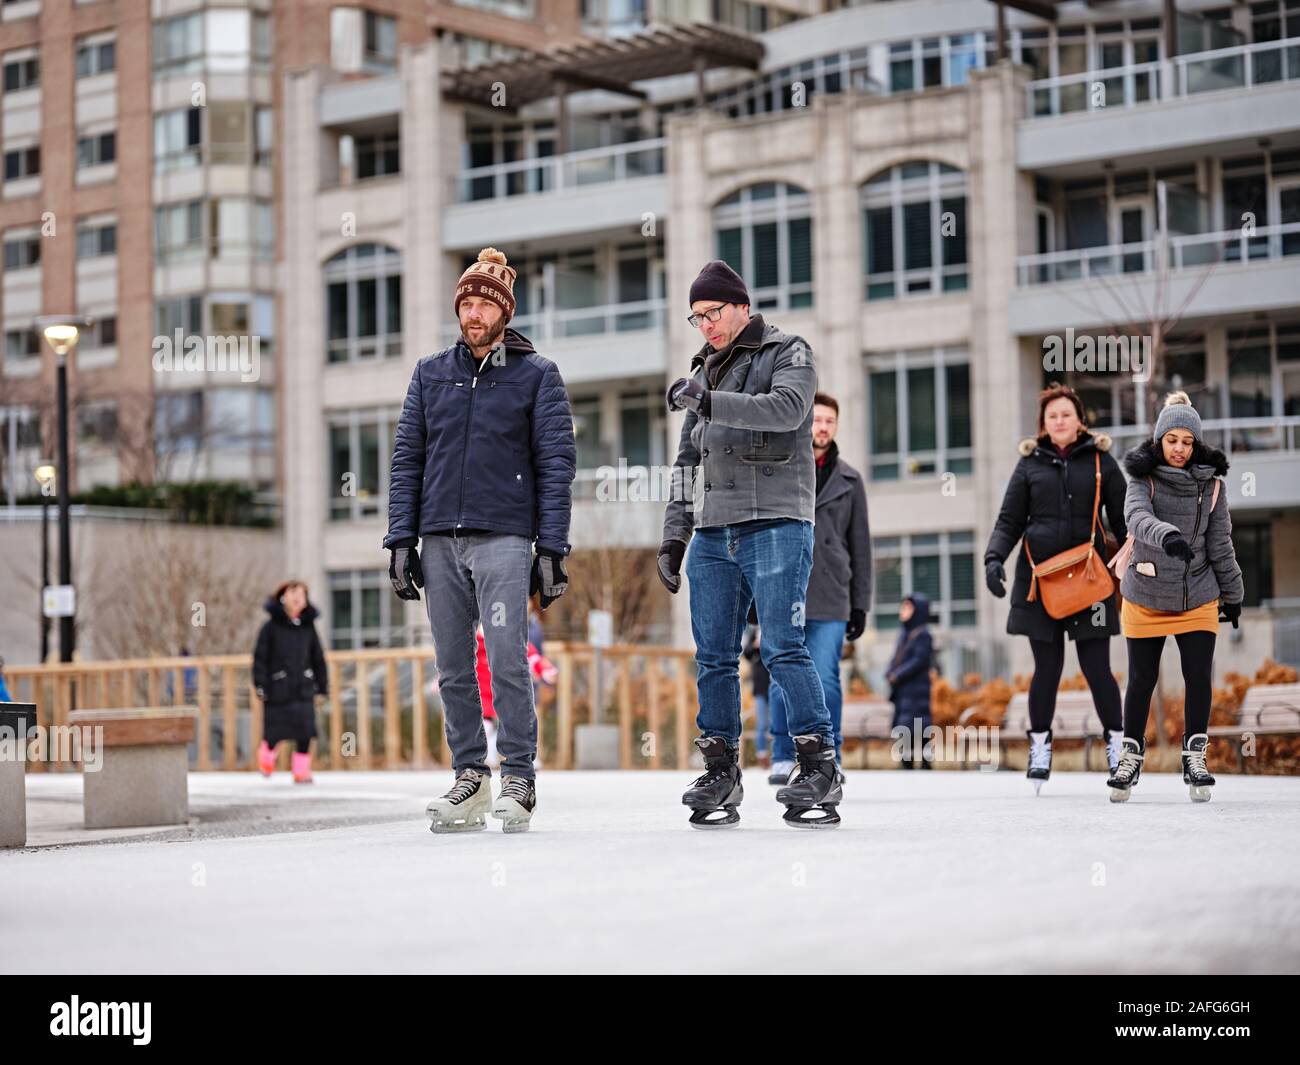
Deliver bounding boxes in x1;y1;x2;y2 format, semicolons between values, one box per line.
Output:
1208;682;1300;773
0;703;36;847
840;699;898;763
994;691;1108;770
67;707;196;829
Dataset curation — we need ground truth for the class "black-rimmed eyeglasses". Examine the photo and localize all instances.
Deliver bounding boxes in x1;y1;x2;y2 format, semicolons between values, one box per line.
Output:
687;305;727;329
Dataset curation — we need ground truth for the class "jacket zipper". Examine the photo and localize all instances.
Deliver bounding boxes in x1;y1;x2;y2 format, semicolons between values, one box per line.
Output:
1183;485;1204;611
455;347;491;529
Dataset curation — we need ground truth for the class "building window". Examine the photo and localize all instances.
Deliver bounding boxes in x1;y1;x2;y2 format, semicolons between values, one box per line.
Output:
254;106;273;166
2;53;39;93
154;108;203;171
3;232;40;269
0;406;42;506
356;131;400;180
873;531;977;632
3;145;40;181
324;243;403;363
363;10;398;72
328;407;399;520
328;569;404;649
76;130;116;168
155;200;204;263
153;10;272;76
209;198;273;259
866;348;972;481
156;295;204;339
450;0;537;21
80;316;117;349
713;49;873;118
4;327;40;362
155;391;205;456
75;36;115;78
889;35;987;93
76;401;118;450
76;219;117;258
862;161;968;300
714;182;814;311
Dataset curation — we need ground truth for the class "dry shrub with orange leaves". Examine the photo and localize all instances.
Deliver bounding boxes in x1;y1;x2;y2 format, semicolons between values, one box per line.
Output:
925;658;1299;773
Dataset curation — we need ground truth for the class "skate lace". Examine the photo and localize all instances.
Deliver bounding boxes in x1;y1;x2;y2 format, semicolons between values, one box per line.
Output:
500;776;532;802
444;772;482;803
1029;739;1052;771
692;762;732;789
1115;749;1143;783
1184;746;1208;776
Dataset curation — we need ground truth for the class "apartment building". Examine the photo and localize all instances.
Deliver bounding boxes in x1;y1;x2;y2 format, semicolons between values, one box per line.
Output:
277;0;1300;691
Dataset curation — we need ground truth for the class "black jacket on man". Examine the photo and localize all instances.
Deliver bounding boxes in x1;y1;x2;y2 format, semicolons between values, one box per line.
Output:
984;431;1127;642
805;441;873;622
383;329;576;557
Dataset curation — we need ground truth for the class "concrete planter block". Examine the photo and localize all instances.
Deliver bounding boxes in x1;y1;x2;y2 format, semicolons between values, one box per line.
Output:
69;708;196;830
0;704;36;848
574;723;621;770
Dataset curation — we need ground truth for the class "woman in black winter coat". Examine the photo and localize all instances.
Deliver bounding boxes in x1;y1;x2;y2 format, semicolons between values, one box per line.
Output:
983;383;1128;787
253;580;328;784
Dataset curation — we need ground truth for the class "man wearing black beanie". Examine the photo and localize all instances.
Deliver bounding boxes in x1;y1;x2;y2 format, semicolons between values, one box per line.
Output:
660;260;841;830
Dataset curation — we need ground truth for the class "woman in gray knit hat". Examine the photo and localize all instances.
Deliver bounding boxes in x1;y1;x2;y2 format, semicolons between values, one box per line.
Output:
1107;391;1245;804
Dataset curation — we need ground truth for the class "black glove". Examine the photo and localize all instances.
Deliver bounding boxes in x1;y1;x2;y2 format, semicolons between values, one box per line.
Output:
1162;532;1193;561
666;377;710;418
985;559;1007;598
389;545;424;601
845;608;867;642
1219;601;1241;629
657;539;686;594
530;548;568;610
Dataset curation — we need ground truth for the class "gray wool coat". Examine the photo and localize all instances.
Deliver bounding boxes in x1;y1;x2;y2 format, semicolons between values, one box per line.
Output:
1119;439;1244;613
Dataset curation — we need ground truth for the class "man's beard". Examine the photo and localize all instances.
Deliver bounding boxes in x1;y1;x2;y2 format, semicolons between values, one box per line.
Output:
462;317;507;351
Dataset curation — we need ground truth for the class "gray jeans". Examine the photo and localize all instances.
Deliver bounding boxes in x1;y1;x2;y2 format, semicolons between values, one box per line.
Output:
421;533;537;779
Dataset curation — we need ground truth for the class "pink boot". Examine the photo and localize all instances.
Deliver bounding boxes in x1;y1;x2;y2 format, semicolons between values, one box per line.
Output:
292;751;313;784
257;740;275;777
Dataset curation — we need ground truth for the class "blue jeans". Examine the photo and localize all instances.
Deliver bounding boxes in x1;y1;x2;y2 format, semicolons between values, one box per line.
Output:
753;693;770;755
769;619;847;762
686;519;831;746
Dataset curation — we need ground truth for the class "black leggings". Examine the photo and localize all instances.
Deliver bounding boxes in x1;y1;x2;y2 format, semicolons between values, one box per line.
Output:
1123;630;1216;741
1027;631;1123;733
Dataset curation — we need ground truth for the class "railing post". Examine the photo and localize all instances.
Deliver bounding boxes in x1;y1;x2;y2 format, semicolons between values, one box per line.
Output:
617;656;632;769
412;657;428;768
385;658;399;769
557;650;574;769
329;659;342;769
222;664;237;770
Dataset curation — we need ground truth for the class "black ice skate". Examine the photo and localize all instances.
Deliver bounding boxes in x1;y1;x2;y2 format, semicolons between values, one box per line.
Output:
1106;736;1145;803
1181;732;1216;804
682;736;743;829
1026;729;1052;795
775;734;842;829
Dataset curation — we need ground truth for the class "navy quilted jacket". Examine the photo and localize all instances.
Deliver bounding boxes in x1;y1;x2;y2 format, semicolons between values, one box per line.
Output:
383;329;576;556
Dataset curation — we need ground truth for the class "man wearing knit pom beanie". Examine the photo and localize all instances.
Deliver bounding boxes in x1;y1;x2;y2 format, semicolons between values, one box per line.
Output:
661;259;841;830
385;247;576;834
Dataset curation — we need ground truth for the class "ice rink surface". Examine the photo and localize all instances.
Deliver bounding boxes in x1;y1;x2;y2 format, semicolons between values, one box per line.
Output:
4;769;1298;974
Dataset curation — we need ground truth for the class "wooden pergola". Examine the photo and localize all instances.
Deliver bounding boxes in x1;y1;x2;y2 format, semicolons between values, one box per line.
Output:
441;22;766;153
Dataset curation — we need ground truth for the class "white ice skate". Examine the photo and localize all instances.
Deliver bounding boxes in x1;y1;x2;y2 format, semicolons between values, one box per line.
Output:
426;768;492;833
491;775;536;833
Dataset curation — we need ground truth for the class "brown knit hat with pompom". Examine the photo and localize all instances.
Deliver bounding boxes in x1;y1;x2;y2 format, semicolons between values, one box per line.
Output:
454;247;517;322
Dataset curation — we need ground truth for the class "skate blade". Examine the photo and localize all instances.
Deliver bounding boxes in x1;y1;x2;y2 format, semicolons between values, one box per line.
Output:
687;807;740;829
428;816;487;833
1108;787;1131;803
1189;786;1212;803
783;806;841;829
1032;780;1043;796
491;800;533;833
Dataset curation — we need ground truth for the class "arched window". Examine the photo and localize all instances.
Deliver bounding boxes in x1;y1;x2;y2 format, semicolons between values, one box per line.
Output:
323;242;402;363
861;162;967;300
713;182;813;311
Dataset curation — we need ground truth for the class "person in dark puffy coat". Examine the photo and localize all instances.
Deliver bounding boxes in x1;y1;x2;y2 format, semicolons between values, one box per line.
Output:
887;593;933;769
385;247;576;834
983;382;1128;786
252;580;328;784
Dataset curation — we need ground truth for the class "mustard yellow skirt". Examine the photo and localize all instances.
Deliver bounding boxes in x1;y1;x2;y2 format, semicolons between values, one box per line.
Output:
1121;597;1220;639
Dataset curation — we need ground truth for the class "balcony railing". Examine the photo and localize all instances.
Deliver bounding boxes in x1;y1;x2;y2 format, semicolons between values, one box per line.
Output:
1101;416;1300;460
1015;222;1300;286
455;138;666;203
441;297;667;345
1025;36;1300;117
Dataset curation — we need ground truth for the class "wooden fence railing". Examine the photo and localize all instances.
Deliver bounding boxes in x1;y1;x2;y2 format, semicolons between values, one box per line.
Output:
4;644;700;772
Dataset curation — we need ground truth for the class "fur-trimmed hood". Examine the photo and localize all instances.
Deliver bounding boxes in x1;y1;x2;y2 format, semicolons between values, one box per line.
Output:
1017;431;1112;458
1122;437;1229;479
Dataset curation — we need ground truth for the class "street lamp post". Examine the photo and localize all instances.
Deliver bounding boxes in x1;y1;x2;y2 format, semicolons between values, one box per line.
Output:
34;462;56;664
34;315;91;664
